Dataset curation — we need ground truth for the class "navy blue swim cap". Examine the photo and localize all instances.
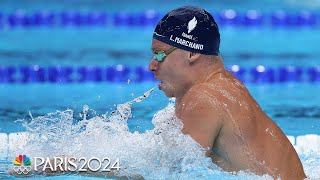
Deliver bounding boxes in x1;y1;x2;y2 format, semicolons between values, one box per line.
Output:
153;6;220;55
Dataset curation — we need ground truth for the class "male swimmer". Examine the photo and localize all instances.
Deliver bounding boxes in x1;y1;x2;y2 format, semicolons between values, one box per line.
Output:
149;6;306;179
9;6;307;180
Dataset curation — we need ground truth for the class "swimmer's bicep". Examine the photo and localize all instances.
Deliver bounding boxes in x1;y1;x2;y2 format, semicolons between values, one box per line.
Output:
180;91;223;149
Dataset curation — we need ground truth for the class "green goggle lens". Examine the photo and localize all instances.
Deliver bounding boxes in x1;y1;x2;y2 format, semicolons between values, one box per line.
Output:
153;53;167;61
152;47;177;62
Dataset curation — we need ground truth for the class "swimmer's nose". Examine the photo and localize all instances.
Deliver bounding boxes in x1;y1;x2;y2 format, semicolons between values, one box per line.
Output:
148;59;159;72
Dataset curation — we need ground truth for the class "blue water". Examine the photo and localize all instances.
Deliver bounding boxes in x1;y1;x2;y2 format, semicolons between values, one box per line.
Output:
1;0;320;179
0;82;319;179
0;83;320;136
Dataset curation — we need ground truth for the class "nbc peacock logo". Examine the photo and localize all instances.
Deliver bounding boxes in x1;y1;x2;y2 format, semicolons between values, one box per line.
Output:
12;154;32;174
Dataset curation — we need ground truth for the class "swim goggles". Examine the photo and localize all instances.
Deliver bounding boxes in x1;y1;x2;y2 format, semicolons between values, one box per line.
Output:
152;47;177;62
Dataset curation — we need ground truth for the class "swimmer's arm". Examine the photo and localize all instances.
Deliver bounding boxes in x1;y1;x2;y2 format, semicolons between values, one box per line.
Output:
179;87;223;151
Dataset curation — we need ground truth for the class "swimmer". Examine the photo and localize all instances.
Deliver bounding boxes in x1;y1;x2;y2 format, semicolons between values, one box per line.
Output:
149;6;306;179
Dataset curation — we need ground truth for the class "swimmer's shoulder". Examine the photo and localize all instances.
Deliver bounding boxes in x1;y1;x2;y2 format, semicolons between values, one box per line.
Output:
185;82;217;97
181;83;226;110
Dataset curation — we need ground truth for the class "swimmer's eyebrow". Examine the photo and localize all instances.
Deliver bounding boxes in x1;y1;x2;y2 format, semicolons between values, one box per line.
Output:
151;46;164;52
151;47;159;52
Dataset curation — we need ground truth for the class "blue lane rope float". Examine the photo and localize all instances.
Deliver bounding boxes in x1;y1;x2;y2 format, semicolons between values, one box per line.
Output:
106;65;130;82
113;10;161;27
0;12;3;27
279;66;303;82
0;66;15;83
59;11;107;26
20;65;45;83
243;10;264;26
0;65;319;84
216;9;241;26
48;66;73;83
215;9;264;26
135;66;155;82
250;65;276;83
271;11;317;27
0;10;319;29
226;65;246;82
78;66;103;82
308;66;320;82
113;12;133;26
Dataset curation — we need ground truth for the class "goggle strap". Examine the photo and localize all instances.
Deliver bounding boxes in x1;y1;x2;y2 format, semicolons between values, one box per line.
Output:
165;47;177;55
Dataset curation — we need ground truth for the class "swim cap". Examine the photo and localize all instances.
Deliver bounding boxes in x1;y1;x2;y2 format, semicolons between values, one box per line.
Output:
153;6;220;55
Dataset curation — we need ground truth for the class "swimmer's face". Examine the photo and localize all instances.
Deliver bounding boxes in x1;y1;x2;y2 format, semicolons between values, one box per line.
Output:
149;39;192;98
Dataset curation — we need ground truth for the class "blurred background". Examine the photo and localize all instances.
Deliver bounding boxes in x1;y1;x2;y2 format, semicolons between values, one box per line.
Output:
0;0;319;135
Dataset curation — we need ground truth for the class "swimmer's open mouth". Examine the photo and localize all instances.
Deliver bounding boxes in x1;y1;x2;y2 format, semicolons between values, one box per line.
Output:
154;74;162;89
154;74;164;90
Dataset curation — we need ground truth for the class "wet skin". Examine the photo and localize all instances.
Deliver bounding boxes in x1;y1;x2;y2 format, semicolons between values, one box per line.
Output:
149;38;306;179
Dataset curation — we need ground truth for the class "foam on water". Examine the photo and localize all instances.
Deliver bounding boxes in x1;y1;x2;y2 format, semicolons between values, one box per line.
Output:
5;88;320;179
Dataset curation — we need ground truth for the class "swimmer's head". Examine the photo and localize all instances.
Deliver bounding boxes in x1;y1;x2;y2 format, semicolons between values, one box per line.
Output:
153;6;220;56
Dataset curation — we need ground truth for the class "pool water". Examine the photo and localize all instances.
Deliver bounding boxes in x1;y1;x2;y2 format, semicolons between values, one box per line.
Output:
0;83;319;179
0;83;320;135
1;0;320;179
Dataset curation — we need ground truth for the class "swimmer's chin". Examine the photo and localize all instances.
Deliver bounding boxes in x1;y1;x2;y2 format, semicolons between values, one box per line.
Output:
158;82;175;97
158;82;166;92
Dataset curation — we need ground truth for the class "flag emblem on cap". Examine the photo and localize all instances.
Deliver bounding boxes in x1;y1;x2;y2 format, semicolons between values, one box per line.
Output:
187;17;197;33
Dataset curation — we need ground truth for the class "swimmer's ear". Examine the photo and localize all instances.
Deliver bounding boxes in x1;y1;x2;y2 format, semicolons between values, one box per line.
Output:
187;52;201;63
